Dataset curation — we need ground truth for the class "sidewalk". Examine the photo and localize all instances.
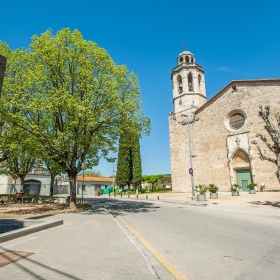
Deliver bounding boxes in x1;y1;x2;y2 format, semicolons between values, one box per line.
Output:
0;212;173;280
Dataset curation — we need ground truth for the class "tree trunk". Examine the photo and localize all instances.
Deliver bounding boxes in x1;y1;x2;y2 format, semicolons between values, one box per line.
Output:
68;172;77;210
50;174;55;197
19;176;25;192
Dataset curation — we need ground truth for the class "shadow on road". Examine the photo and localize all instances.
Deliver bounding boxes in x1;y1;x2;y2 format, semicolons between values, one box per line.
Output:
81;198;160;216
248;200;280;208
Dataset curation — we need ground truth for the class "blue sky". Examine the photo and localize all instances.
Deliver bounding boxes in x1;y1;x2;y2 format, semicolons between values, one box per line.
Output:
1;0;280;176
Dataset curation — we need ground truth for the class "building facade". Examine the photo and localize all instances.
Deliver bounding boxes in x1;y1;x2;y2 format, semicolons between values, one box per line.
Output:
169;50;280;192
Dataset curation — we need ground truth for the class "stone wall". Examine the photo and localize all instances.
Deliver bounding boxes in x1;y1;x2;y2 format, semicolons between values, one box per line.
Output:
169;80;280;192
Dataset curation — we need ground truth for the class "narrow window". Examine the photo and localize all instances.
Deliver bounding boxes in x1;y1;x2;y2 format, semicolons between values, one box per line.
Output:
198;74;201;89
186;56;189;63
191;57;194;63
188;73;193;92
177;75;183;93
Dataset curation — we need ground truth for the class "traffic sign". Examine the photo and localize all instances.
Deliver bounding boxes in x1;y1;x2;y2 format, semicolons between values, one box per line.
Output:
189;168;193;175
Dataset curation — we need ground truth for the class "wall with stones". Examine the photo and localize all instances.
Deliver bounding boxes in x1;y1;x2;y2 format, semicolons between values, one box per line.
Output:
169;80;280;192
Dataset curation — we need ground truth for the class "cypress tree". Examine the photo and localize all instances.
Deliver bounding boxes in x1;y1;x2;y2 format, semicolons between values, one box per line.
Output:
116;132;131;191
132;135;142;195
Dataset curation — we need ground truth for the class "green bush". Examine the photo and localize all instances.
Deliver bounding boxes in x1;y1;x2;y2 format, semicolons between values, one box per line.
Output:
195;184;208;195
231;184;241;191
246;183;257;190
208;184;219;193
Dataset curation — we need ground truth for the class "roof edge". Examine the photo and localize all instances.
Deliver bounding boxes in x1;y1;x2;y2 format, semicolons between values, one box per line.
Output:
195;78;280;114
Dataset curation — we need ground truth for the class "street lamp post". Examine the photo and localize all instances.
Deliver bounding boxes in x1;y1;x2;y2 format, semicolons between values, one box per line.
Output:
112;159;117;197
181;115;199;200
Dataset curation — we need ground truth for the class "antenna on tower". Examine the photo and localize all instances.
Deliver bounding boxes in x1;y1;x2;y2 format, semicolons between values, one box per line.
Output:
182;40;187;51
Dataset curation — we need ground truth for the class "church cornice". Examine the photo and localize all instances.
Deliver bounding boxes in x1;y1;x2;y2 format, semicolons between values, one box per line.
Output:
173;92;206;103
171;63;204;78
195;78;280;115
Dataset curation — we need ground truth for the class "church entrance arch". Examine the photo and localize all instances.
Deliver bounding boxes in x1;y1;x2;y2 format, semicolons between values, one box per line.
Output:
23;180;42;195
232;149;252;191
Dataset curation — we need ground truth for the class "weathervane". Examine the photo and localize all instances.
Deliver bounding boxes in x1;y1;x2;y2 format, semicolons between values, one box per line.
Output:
182;40;187;51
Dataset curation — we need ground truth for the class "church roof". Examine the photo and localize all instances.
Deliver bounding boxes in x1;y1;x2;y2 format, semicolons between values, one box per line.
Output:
195;78;280;114
178;50;194;57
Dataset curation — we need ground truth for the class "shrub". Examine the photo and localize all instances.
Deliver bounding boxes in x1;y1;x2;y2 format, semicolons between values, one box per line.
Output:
247;183;257;190
195;184;208;195
208;184;219;193
231;184;241;191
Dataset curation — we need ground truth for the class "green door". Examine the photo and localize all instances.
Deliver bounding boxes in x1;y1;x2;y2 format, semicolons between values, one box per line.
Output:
236;170;252;191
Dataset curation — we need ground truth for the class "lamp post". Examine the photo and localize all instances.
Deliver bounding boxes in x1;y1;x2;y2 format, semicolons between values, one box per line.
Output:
181;115;199;200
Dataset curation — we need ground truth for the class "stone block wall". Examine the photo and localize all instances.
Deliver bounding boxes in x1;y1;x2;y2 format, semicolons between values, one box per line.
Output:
169;80;280;192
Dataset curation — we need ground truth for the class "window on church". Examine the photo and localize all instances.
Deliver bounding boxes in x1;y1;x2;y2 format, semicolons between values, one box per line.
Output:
198;74;201;89
177;75;183;93
188;73;193;92
179;57;183;63
191;57;194;63
186;56;189;63
229;113;245;129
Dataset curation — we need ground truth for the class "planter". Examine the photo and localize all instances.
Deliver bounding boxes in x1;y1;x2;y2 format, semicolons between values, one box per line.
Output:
95;190;100;196
232;191;239;196
210;193;218;199
249;190;256;194
197;194;206;201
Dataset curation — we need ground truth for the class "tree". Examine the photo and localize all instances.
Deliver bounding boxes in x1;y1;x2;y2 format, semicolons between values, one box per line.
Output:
81;170;103;177
116;132;132;192
253;105;280;182
0;28;150;209
0;137;37;191
142;174;163;192
131;135;142;195
158;175;172;188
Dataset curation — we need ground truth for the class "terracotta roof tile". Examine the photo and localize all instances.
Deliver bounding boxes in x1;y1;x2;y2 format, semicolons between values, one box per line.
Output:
76;176;113;183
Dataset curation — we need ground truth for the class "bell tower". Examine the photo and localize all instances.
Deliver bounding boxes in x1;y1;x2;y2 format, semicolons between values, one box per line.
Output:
171;50;206;114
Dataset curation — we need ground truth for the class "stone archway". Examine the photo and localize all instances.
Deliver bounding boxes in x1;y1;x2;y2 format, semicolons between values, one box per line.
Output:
23;179;42;195
232;149;252;191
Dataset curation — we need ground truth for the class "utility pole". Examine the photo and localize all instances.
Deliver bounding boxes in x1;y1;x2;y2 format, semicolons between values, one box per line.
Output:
181;114;199;200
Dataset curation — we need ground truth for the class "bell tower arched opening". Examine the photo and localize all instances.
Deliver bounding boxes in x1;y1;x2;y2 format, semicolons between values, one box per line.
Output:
232;149;252;191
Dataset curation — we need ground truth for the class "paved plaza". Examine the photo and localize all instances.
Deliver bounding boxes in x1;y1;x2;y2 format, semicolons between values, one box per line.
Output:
0;211;172;280
0;191;279;279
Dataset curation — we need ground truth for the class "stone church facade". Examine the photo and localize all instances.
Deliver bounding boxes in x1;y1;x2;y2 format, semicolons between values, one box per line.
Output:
169;50;280;192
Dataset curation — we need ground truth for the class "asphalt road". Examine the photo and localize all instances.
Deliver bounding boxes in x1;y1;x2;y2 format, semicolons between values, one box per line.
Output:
87;198;280;280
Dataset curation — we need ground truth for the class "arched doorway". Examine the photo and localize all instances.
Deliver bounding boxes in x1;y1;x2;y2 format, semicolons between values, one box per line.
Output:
23;180;42;195
232;149;252;191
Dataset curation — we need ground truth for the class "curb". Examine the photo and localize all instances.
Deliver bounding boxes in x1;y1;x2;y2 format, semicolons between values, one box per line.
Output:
0;219;63;243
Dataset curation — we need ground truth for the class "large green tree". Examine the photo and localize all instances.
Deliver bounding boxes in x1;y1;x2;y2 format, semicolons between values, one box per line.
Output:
0;28;150;208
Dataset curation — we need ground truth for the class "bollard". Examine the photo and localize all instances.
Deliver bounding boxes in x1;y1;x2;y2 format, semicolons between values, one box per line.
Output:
114;194;116;198
136;194;138;199
157;196;159;200
146;195;148;199
109;193;110;197
121;193;122;198
128;194;130;198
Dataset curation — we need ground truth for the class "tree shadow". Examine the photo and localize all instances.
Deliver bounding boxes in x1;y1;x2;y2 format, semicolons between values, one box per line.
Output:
248;200;280;208
0;246;82;279
81;198;160;216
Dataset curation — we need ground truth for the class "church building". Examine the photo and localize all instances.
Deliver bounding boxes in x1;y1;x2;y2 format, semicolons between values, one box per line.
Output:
169;50;280;192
